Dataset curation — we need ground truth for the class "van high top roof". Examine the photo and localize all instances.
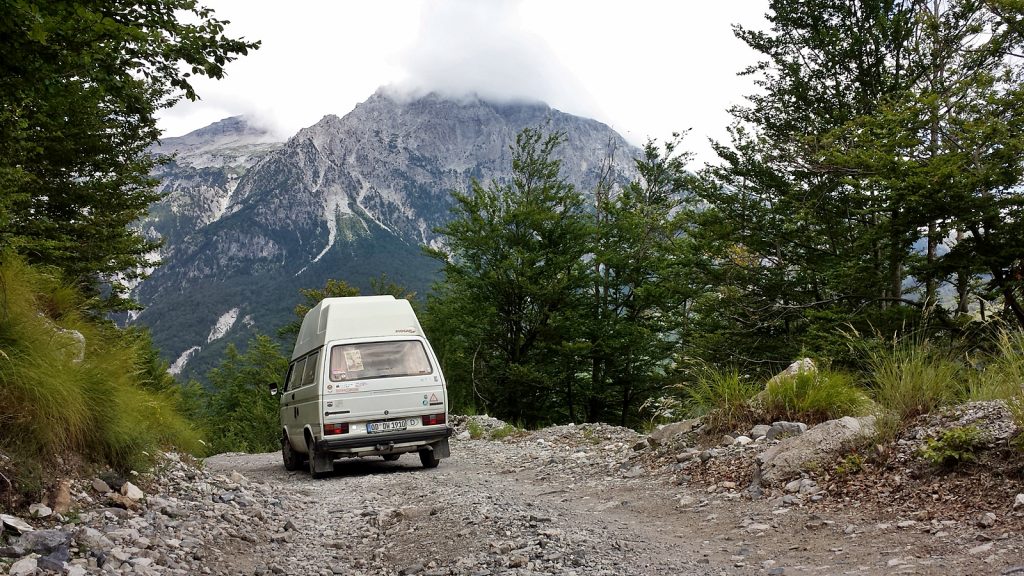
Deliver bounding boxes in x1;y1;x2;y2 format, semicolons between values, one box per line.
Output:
292;296;425;360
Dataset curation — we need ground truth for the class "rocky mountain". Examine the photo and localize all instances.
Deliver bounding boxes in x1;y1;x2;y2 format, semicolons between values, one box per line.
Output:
133;91;640;380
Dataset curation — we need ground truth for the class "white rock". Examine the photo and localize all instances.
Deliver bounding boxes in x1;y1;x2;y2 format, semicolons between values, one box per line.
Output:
456;431;471;441
29;503;52;518
968;542;994;555
9;557;38;576
1014;494;1024;511
733;435;753;446
121;481;144;501
0;513;34;533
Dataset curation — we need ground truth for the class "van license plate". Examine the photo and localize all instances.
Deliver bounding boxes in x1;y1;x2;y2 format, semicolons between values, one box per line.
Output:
367;420;407;434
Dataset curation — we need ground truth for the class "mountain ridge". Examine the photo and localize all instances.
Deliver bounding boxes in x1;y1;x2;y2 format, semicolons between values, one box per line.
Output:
133;91;641;379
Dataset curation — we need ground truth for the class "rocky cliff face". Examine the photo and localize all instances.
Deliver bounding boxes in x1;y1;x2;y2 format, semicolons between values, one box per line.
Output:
133;91;640;379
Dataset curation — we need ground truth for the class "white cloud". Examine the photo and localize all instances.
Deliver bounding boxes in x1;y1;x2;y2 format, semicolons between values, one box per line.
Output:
157;0;769;166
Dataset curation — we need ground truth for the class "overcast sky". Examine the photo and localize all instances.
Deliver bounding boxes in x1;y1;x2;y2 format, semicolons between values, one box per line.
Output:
157;1;770;166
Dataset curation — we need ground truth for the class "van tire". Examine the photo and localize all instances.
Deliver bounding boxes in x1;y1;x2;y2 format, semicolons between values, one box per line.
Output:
382;454;401;462
307;437;331;479
418;449;440;469
281;435;302;471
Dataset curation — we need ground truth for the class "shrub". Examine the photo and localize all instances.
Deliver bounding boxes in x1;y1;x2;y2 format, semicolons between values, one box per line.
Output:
761;369;874;425
918;426;984;469
680;364;759;433
834;453;865;476
184;335;287;455
466;420;484;440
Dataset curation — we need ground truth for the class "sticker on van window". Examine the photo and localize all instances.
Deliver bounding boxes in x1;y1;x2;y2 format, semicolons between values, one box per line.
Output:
344;350;364;371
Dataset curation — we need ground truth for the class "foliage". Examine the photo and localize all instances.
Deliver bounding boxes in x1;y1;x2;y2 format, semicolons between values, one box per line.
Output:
466;420;484;440
0;0;258;311
184;335;287;454
0;253;201;478
679;365;759;433
834;453;865;476
690;0;1024;374
761;369;874;425
278;278;360;338
918;426;984;469
426;128;591;426
584;136;698;426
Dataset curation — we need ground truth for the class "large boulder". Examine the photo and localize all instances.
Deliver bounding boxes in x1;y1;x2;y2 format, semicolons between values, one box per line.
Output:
765;358;816;388
758;415;876;485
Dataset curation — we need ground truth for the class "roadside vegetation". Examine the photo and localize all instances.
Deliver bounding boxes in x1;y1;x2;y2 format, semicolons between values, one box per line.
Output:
0;254;201;498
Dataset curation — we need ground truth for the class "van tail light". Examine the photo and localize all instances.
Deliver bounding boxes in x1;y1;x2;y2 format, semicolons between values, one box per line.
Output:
324;423;349;435
421;413;446;426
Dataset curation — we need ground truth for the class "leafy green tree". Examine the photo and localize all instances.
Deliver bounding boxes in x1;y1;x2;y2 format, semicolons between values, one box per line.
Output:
822;1;1024;327
278;279;361;338
585;137;699;425
693;0;990;368
426;128;591;425
186;335;286;454
0;0;258;310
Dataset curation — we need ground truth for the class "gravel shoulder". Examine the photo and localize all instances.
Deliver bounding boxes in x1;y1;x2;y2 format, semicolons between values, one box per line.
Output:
203;422;1024;576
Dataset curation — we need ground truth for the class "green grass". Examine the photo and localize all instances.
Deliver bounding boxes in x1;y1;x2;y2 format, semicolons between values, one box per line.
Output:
867;337;963;423
680;364;759;433
489;423;522;441
761;369;874;425
967;329;1024;402
0;253;201;489
467;420;484;440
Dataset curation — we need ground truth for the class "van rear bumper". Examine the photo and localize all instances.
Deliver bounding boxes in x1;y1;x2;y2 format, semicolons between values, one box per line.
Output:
316;425;452;453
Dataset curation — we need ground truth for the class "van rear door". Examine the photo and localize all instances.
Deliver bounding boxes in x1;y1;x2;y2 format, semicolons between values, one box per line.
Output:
322;338;446;423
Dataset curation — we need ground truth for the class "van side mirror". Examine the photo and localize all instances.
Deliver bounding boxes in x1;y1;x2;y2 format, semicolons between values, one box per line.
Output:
269;382;279;396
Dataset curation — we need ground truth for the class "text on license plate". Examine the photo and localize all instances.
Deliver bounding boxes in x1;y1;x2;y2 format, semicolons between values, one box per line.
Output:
366;420;407;434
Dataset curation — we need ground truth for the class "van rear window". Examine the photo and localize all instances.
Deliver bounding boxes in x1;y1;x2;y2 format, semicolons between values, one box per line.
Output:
329;341;432;382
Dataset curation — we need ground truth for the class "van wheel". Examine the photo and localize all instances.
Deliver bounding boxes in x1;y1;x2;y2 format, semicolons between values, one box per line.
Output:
418;449;440;469
307;437;331;479
382;454;400;462
281;435;302;471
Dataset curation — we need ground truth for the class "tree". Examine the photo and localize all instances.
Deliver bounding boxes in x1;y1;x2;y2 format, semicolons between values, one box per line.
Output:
0;0;258;311
585;136;698;425
184;335;287;454
693;0;1024;369
426;128;591;425
821;1;1024;327
278;279;361;338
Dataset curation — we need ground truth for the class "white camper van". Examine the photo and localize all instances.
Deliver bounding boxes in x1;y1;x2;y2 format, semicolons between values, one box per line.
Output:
271;295;452;478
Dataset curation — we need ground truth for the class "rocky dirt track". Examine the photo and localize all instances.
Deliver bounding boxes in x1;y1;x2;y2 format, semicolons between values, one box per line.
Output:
198;418;1024;576
4;414;1023;575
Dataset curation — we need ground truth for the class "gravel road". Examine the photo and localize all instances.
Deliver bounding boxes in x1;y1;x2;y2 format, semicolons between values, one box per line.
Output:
203;422;1023;576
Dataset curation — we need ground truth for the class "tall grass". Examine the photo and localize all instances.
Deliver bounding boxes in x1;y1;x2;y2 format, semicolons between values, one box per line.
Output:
681;364;759;432
967;329;1024;402
866;335;963;422
0;254;201;477
761;369;874;424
